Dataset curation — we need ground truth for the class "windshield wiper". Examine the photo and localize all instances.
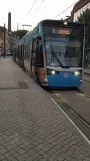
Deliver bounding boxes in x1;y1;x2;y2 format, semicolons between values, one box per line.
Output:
51;43;64;68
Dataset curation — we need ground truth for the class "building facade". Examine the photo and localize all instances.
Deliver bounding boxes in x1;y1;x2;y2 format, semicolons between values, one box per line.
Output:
0;26;9;54
71;0;90;22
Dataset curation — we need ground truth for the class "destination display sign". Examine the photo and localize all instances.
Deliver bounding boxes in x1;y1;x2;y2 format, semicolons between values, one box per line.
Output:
43;26;72;35
53;29;71;35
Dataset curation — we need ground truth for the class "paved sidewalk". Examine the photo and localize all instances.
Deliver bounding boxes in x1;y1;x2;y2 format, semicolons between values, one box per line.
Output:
0;57;90;161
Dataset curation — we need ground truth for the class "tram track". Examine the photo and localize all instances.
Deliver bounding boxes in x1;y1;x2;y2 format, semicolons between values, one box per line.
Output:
45;88;90;141
77;87;90;99
50;89;90;127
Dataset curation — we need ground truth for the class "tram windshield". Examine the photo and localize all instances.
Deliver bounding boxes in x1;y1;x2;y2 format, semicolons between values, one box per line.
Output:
44;28;83;68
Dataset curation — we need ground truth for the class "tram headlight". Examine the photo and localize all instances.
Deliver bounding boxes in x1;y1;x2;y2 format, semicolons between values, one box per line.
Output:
51;70;56;75
73;71;80;76
64;22;67;25
47;69;59;75
45;78;48;82
80;80;82;83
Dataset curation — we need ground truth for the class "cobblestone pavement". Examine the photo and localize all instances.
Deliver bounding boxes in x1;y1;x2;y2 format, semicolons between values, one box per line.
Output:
0;57;90;161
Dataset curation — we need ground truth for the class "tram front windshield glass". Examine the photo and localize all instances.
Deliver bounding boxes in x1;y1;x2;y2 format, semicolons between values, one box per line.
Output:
44;28;83;68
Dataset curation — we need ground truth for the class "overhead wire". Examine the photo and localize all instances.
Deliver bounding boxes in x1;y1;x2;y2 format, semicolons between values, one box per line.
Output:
35;0;44;12
26;0;78;30
54;0;79;19
27;0;38;16
27;0;44;30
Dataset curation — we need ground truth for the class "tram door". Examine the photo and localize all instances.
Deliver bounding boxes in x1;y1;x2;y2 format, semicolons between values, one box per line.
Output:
21;45;24;68
31;37;37;77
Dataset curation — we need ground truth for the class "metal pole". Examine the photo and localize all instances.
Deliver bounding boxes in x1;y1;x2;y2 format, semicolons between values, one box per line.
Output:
4;23;6;58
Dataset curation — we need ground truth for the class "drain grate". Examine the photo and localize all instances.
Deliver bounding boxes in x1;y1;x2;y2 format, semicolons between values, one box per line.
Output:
18;82;29;89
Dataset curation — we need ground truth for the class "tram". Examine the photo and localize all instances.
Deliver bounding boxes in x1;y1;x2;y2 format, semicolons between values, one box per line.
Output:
12;19;84;87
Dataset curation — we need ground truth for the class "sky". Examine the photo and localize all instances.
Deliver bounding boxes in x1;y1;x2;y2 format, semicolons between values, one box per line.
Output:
0;0;77;31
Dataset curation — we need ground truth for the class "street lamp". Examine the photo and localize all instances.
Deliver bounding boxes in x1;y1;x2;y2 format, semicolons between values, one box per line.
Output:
22;24;32;30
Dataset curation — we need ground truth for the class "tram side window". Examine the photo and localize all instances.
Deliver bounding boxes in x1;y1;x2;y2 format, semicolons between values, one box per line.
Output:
18;47;19;58
36;40;43;67
20;46;22;58
32;39;36;58
27;44;30;59
24;46;27;59
19;46;21;59
31;39;36;66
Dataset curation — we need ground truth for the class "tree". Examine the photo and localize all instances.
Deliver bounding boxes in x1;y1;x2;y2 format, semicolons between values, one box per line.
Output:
78;9;90;48
13;30;28;39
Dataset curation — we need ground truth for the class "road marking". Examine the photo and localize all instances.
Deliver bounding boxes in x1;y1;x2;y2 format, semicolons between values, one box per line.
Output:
51;98;90;145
